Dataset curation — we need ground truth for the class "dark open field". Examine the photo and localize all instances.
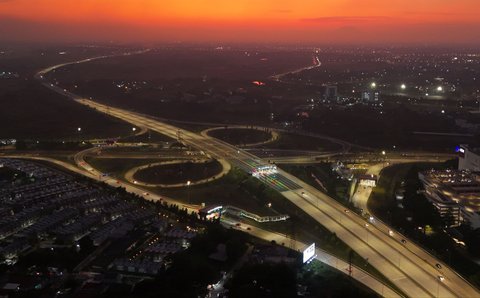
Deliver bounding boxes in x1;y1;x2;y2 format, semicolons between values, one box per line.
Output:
49;48;314;124
9;44;477;152
207;128;272;146
53;48;313;81
303;104;480;151
0;79;130;139
0;45;134;139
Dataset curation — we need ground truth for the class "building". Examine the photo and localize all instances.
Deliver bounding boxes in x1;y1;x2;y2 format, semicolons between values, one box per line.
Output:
458;145;480;172
362;91;379;102
419;169;480;228
358;174;378;187
324;85;338;100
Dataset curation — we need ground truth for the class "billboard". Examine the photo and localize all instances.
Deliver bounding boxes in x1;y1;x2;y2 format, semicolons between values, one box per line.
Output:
456;146;466;158
303;243;316;263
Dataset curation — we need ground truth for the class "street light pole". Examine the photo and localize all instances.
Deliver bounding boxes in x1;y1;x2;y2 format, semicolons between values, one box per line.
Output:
365;225;369;243
187;180;191;203
437;278;440;298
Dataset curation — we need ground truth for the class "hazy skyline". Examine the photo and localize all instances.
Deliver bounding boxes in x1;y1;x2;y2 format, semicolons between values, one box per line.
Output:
1;0;480;44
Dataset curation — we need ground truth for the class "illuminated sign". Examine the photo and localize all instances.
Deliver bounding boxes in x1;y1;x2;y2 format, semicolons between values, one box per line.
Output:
252;165;278;177
303;243;316;263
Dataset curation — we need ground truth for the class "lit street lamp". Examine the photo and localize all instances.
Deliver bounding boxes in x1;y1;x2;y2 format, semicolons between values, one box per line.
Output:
77;127;82;132
132;127;137;132
401;84;406;90
370;82;377;88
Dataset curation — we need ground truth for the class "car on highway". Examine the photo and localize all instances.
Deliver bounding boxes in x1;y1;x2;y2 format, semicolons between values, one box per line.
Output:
436;263;442;269
344;209;349;213
401;239;407;244
438;275;445;282
389;230;394;236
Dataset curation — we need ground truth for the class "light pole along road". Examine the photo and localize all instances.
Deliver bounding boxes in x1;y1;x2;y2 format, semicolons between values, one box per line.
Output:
35;50;480;298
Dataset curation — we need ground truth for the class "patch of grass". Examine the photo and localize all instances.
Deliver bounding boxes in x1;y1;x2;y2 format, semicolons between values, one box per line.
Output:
86;157;163;176
0;166;22;181
299;260;378;298
263;133;344;152
156;168;282;216
280;163;353;207
207;128;273;146
367;161;453;226
0;79;131;140
133;160;223;185
100;145;184;153
118;130;175;143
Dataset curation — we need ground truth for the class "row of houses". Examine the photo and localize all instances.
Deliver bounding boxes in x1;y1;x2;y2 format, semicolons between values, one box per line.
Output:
0;159;167;264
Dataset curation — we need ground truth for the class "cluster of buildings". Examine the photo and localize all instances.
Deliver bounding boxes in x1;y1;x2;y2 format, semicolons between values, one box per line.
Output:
0;71;19;79
419;145;480;228
0;158;198;278
0;139;16;146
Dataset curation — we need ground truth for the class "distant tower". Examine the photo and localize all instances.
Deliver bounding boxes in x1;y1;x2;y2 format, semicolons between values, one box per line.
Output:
362;91;380;102
324;85;338;100
362;91;370;101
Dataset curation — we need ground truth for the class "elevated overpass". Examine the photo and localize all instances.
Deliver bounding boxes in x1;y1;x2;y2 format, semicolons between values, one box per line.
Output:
34;50;480;298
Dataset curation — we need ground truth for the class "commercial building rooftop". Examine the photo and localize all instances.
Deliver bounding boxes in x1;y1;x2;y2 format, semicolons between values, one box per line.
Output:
419;169;480;228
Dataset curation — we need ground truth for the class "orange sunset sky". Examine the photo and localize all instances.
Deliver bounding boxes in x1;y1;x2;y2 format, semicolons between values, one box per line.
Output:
1;0;480;44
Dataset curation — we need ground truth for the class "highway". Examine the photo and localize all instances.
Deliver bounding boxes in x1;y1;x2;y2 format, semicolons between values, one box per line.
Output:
270;54;322;81
34;52;480;297
220;217;402;298
0;153;403;297
265;152;455;165
73;145;231;188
